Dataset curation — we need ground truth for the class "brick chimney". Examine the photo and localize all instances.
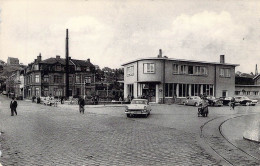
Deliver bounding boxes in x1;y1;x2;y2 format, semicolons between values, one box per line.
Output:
37;53;42;62
220;55;225;63
56;55;60;59
158;49;162;58
87;58;90;63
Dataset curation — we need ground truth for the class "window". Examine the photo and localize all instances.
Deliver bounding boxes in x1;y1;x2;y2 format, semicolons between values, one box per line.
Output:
188;66;193;74
235;91;240;95
35;88;40;96
201;67;208;75
43;75;49;82
56;65;62;71
246;91;250;95
144;63;155;73
180;65;187;74
220;69;225;77
254;91;259;95
34;65;39;70
225;69;230;77
173;64;179;74
220;68;230;77
85;76;91;83
35;75;40;83
127;66;134;76
69;76;73;84
76;66;81;71
54;75;62;83
76;75;81;83
86;67;90;72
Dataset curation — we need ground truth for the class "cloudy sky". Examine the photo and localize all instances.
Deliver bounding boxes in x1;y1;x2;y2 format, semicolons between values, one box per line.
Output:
0;0;260;73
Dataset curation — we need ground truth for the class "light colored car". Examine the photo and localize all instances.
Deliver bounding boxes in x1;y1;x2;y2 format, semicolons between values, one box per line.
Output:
183;96;203;107
125;99;151;118
234;96;258;106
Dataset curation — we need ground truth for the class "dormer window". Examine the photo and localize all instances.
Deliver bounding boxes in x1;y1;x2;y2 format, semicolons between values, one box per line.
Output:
56;64;62;71
76;66;81;71
34;64;39;70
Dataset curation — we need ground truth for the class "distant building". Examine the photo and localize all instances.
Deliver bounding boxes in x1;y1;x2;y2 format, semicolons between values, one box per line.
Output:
7;57;19;65
0;60;5;66
122;50;238;103
235;65;260;99
24;54;96;98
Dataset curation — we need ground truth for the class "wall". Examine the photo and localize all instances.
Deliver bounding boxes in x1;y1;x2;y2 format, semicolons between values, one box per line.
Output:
215;65;236;97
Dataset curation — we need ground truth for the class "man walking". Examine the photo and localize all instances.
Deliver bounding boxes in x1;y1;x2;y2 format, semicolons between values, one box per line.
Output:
78;97;85;114
10;97;18;116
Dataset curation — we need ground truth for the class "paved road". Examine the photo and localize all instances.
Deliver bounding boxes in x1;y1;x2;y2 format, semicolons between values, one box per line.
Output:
0;95;260;165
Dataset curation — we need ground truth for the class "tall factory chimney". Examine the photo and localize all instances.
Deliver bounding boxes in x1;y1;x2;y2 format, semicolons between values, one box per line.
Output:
65;29;69;98
255;64;258;76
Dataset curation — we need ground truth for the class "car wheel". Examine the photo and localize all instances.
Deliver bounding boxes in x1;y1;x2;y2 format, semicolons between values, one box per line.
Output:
194;102;199;107
246;102;250;106
126;114;131;118
183;102;186;106
145;114;148;118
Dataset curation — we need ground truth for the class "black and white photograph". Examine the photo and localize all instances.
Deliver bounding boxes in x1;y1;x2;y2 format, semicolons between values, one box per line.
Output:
0;0;260;165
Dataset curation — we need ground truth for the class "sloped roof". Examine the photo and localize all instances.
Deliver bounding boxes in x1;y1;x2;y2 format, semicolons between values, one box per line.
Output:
40;58;70;65
253;74;260;80
70;59;94;67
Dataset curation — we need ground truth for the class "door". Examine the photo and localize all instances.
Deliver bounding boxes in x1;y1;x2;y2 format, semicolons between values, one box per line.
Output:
222;90;228;97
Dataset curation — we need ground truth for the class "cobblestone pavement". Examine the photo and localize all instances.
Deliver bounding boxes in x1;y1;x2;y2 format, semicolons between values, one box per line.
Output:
0;95;260;165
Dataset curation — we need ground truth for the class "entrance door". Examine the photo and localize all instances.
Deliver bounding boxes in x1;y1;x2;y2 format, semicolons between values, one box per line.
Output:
142;83;156;102
222;90;228;97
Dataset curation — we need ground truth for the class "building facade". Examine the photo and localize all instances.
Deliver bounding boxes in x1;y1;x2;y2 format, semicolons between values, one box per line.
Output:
7;57;19;65
122;50;238;103
24;54;95;99
5;69;25;98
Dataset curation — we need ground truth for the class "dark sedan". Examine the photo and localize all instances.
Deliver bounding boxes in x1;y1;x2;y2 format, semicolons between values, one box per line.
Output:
206;96;223;106
219;97;232;106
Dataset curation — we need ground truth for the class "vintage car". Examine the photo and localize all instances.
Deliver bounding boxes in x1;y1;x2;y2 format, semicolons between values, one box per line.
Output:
125;99;151;118
206;96;223;107
183;96;203;107
234;96;258;106
219;97;232;105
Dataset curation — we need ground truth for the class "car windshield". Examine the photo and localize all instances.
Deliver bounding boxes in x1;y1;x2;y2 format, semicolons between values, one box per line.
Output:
131;100;147;104
243;96;250;100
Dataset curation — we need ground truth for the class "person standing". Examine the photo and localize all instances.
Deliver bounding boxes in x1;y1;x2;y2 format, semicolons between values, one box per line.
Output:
10;97;18;116
78;97;85;114
230;97;236;110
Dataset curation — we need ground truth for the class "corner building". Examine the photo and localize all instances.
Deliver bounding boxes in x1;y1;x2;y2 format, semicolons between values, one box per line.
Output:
122;50;239;103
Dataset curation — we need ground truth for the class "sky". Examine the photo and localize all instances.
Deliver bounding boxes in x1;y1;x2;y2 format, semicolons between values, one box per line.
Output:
0;0;260;73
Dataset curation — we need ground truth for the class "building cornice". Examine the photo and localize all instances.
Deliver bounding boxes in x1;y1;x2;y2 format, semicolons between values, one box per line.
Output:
122;57;239;67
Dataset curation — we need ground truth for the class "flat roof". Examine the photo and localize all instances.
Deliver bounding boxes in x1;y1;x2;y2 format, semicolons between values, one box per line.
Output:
122;57;239;66
235;85;260;87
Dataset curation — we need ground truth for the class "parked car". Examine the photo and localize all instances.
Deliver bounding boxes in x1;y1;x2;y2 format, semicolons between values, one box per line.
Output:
2;91;7;95
125;99;151;118
183;96;203;107
206;96;223;107
219;97;232;106
234;96;258;106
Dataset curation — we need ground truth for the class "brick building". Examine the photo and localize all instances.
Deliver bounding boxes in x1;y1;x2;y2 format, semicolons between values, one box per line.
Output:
122;50;239;103
7;57;19;65
24;54;95;99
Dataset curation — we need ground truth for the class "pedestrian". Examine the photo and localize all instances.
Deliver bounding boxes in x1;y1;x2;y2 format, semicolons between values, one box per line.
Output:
78;97;85;114
10;97;18;116
60;96;64;104
230;97;236;110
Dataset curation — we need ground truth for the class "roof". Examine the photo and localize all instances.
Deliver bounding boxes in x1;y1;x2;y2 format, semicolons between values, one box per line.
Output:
253;74;260;80
39;57;94;67
122;57;239;67
235;85;260;87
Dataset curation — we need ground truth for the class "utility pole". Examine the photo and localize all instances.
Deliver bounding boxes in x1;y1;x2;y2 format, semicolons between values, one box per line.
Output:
65;29;69;98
